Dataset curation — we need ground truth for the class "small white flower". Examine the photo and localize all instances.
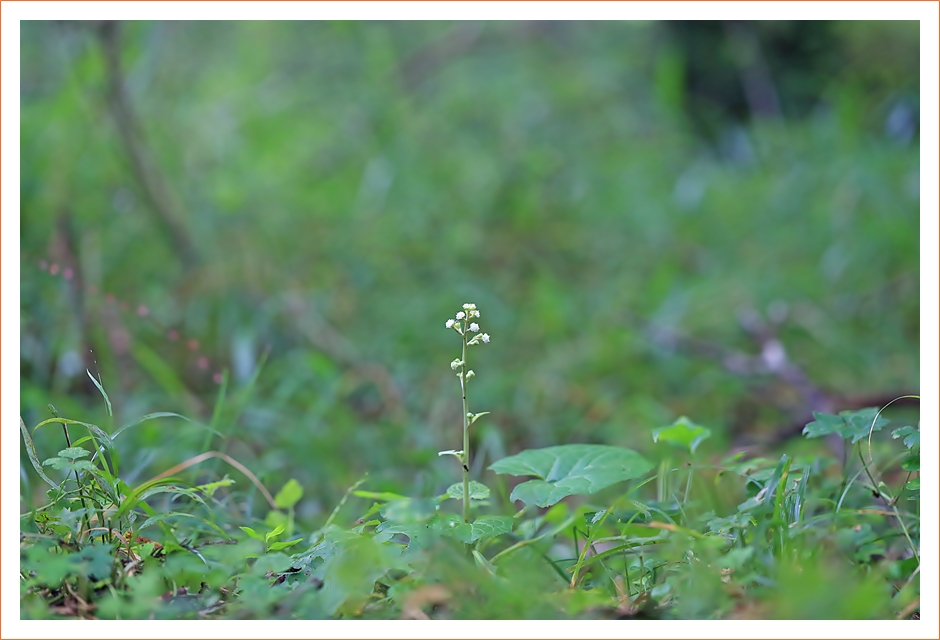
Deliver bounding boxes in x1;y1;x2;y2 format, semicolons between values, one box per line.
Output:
456;311;465;320
469;322;480;332
480;333;490;343
466;370;475;379
471;309;481;318
445;319;455;329
450;358;463;370
462;303;476;310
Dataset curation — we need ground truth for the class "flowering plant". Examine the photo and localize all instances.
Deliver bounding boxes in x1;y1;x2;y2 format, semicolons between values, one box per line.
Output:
439;303;490;525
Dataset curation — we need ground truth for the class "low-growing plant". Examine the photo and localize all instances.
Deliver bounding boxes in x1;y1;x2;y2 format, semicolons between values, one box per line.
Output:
19;305;919;620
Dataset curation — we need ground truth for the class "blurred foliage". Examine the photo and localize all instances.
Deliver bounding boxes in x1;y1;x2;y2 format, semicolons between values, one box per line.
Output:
21;21;918;520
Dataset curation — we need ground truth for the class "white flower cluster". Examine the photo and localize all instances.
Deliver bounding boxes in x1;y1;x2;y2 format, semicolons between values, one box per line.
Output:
444;303;490;346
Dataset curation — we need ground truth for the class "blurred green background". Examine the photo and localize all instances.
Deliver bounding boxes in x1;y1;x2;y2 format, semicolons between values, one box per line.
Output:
20;21;919;521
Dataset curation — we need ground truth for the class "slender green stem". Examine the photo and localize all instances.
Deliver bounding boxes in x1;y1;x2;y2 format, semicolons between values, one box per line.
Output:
490;514;578;564
461;328;470;524
51;405;92;535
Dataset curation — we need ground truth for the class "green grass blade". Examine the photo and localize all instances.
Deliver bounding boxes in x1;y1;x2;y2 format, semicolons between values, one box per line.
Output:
201;369;229;451
32;417;114;450
112;412;222;441
86;369;113;417
20;417;58;489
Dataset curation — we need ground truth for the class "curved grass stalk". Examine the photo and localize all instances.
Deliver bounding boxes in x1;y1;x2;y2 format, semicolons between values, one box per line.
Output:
134;450;277;511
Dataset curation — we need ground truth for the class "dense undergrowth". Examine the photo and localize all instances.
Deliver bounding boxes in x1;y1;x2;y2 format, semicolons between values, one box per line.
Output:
19;315;920;619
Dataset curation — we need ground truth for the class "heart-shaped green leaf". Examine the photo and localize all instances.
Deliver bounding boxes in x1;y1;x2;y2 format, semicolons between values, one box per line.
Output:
444;481;490;501
489;444;653;508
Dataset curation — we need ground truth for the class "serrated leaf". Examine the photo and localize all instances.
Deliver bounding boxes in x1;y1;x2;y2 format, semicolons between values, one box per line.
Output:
274;478;303;509
430;514;513;543
43;458;99;474
801;412;844;439
444;481;490;501
802;408;888;444
892;426;919;450
489;444;653;508
841;408;889;443
652;416;712;454
57;447;91;460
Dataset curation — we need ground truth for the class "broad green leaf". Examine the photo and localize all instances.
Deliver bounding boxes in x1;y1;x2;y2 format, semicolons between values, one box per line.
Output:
373;522;435;552
274;478;303;509
802;408;888;444
652;416;712;453
900;454;919;472
380;497;437;523
445;481;490;501
489;444;653;508
431;514;513;543
892;425;919;450
319;534;404;615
